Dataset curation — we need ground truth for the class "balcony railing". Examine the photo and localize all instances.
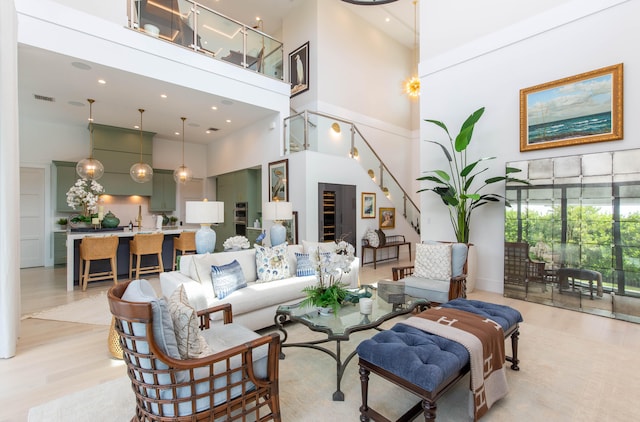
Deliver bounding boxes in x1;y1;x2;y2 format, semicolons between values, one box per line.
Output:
284;110;421;234
128;0;283;80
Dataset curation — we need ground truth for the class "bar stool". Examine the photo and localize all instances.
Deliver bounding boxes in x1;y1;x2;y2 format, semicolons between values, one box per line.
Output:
172;231;196;270
78;235;119;291
129;233;165;279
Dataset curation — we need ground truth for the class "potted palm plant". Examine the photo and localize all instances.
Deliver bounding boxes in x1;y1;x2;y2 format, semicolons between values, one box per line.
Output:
417;107;528;243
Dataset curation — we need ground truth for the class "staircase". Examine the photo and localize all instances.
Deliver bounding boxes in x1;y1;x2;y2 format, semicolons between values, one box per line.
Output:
283;110;420;234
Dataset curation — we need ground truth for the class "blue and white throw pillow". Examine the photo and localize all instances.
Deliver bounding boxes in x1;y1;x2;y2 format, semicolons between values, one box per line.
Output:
211;260;247;299
295;252;316;277
254;243;290;282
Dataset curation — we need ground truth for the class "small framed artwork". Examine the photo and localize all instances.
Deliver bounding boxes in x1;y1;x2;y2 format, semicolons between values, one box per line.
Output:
268;159;288;202
379;207;395;230
289;42;309;97
361;192;376;219
520;63;623;152
284;211;298;245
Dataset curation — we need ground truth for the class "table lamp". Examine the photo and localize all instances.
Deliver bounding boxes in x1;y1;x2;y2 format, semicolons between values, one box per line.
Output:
263;201;292;246
186;200;224;253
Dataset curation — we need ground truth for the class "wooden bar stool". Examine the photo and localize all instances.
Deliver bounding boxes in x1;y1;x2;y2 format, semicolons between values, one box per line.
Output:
172;231;196;270
129;233;165;279
79;236;119;291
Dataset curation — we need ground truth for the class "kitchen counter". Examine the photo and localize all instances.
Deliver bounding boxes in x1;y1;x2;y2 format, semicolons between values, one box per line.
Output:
65;228;187;291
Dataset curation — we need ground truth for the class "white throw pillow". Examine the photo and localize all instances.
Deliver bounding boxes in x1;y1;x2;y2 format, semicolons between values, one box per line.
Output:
364;228;379;247
168;285;211;359
302;240;338;255
414;243;452;280
254;243;290;282
189;253;217;299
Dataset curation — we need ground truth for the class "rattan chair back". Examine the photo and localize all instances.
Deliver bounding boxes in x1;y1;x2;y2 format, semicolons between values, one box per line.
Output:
107;280;282;421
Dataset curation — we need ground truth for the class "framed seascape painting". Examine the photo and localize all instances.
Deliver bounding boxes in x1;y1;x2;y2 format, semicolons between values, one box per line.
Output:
520;63;623;152
269;159;288;202
289;42;309;97
361;192;376;219
379;207;395;230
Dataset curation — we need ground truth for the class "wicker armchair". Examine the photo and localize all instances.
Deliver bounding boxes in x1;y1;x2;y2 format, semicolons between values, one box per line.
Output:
504;242;546;295
392;242;468;304
108;280;282;421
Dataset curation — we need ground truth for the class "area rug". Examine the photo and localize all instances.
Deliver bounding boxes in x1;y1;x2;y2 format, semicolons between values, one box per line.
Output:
26;320;640;422
23;278;161;326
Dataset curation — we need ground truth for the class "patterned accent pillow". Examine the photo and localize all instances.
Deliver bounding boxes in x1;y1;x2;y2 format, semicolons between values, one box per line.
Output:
168;285;211;359
254;242;290;282
295;252;316;277
364;228;379;247
414;243;453;280
211;260;247;299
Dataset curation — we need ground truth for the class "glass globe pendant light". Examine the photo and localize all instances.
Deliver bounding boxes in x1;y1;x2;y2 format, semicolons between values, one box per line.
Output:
130;108;153;183
173;117;193;183
76;99;105;180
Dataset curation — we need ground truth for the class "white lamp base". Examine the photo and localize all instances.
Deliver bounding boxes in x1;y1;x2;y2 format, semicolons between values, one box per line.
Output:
270;222;286;246
195;224;217;254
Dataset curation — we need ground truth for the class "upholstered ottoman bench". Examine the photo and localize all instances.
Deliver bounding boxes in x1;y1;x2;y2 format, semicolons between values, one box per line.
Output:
356;299;523;421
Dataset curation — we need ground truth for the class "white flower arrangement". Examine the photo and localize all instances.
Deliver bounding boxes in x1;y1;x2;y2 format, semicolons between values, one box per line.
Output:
66;178;104;214
223;235;250;250
312;240;356;287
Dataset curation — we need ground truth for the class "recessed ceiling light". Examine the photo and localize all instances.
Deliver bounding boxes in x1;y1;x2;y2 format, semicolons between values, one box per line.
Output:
174;131;180;135
385;17;390;22
226;119;231;123
211;106;218;110
134;125;140;129
98;79;106;84
161;94;167;98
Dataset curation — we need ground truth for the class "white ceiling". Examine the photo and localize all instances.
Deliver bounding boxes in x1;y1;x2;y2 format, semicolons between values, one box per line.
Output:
18;0;417;146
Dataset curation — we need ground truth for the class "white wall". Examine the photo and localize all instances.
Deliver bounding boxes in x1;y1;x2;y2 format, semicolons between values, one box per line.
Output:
419;0;639;294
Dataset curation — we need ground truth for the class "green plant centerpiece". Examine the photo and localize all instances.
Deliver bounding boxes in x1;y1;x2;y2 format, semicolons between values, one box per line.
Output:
417;107;528;243
300;240;356;315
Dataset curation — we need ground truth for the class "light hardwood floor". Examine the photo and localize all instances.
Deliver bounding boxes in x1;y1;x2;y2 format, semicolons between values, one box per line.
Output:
2;253;640;421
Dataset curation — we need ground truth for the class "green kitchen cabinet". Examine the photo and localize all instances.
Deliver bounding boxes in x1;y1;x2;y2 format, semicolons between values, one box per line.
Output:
53;161;78;212
150;169;176;212
53;231;67;265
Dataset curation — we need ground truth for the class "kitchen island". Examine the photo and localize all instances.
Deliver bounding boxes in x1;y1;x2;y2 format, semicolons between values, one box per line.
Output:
65;228;189;291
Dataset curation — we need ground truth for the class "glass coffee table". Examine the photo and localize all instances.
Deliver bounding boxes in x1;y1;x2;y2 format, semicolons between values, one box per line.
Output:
274;282;428;401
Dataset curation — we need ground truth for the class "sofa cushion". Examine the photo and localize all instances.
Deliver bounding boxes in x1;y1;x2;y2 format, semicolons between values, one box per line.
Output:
303;240;338;254
211;260;247;299
415;243;452;280
255;243;290;282
404;275;451;304
209;248;257;283
188;253;218;299
121;279;180;360
168;285;211;359
287;244;303;275
294;252;316;277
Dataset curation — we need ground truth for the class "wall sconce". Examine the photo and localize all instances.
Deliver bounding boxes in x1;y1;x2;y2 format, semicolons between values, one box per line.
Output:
350;147;359;159
382;187;390;198
367;169;375;179
331;122;341;133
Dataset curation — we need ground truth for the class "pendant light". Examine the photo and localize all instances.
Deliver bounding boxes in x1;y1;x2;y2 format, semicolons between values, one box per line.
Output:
173;117;193;183
130;108;153;183
405;0;420;98
76;99;105;180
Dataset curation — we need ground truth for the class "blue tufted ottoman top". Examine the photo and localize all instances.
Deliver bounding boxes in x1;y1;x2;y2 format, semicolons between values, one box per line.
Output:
441;299;523;331
356;299;522;392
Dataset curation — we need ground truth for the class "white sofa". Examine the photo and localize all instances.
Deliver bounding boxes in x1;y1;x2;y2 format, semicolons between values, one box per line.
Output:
160;243;360;331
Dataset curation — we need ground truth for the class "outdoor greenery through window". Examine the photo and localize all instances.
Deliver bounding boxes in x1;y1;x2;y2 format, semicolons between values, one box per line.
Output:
506;150;640;299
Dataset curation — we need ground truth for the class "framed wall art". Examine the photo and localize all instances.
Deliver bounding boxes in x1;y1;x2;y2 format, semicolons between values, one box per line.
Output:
379;207;395;230
361;192;376;219
284;211;298;245
289;42;309;97
520;63;623;152
268;159;288;202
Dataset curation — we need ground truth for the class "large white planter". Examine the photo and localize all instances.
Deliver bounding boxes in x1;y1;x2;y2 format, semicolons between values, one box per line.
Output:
466;244;477;293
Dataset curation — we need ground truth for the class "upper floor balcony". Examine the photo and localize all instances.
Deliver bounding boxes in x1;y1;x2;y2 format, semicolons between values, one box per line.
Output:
128;0;284;80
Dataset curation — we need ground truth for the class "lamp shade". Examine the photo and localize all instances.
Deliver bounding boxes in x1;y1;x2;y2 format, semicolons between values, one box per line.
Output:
186;200;224;224
263;201;292;221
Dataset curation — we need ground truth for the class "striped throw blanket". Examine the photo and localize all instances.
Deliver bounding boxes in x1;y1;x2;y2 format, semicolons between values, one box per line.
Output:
400;307;508;421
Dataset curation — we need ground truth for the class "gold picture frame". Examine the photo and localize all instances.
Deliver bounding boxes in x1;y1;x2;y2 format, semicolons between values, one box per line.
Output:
520;63;623;152
379;207;395;230
361;192;376;219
